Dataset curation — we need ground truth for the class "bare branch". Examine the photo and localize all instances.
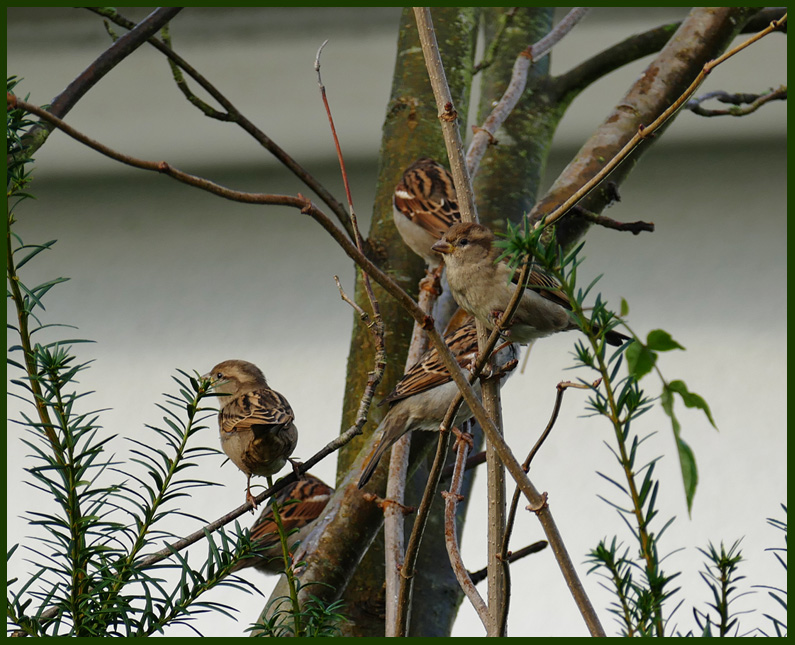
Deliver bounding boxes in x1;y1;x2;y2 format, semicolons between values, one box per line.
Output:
571;205;655;235
444;431;489;629
527;7;589;61
686;86;787;117
468;540;548;585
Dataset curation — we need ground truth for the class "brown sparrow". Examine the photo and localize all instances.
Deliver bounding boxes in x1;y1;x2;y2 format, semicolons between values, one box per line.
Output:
357;312;518;488
206;360;299;508
230;474;333;575
431;222;630;346
393;157;461;266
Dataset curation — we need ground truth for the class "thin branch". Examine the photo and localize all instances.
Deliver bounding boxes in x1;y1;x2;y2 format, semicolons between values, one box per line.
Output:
527;7;589;61
571;205;655;235
443;432;489;629
686;86;787;117
553;22;679;99
404;12;607;631
412;7;479;226
468;541;549;585
84;7;356;242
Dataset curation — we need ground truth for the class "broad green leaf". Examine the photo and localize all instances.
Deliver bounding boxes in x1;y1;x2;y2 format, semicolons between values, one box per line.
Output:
676;436;698;515
646;329;685;352
668;379;717;429
625;341;656;380
620;297;630;317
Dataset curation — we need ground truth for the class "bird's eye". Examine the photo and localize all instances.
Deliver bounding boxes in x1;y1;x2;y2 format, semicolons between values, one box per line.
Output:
459;238;469;247
215;372;224;380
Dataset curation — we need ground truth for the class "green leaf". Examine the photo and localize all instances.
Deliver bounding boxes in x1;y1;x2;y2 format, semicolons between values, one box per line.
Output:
620;297;629;317
625;340;656;380
668;379;717;429
676;436;698;515
646;329;685;352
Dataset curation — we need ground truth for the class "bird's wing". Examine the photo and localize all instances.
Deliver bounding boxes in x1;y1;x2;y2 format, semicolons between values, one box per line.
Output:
509;263;572;311
220;388;295;435
394;161;461;237
383;318;478;404
249;476;333;544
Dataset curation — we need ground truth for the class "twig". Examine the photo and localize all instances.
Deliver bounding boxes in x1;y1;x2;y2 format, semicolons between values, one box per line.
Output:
412;7;479;227
686;86;787;117
410;10;604;632
571;205;655;235
443;431;489;629
552;8;786;104
468;541;549;585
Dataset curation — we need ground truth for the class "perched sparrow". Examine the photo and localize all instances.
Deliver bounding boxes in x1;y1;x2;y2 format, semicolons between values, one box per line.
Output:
393;157;461;266
206;360;299;507
231;474;333;575
431;222;630;346
357;313;518;489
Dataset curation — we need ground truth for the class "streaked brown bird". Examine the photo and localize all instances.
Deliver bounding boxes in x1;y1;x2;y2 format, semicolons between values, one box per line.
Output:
431;222;630;346
206;359;299;508
231;474;333;575
357;311;518;489
392;157;461;267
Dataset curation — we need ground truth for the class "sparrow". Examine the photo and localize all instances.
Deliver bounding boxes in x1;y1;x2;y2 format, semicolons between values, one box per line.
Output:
230;474;333;575
206;360;299;508
431;222;630;346
357;312;518;489
393;157;461;266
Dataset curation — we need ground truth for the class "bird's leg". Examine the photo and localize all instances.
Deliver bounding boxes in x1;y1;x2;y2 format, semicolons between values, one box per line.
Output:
419;263;443;295
451;426;474;451
490;309;511;334
246;474;258;511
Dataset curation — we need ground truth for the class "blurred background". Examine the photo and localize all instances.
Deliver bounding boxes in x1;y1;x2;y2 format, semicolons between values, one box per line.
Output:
6;7;786;637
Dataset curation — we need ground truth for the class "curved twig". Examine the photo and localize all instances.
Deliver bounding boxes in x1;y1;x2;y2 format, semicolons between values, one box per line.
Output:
686;86;787;117
443;432;489;629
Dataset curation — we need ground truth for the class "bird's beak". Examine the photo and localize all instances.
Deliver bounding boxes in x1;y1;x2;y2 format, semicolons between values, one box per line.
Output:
431;239;453;255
